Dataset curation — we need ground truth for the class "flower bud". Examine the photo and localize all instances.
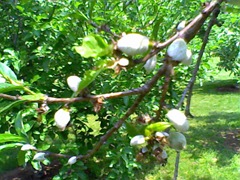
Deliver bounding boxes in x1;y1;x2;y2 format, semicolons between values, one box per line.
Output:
168;132;187;151
130;135;145;146
68;156;77;165
166;109;189;132
117;33;149;56
54;108;70;131
21;144;37;151
182;49;192;65
177;21;186;31
118;58;129;67
67;75;81;92
167;38;187;61
144;55;157;74
33;152;46;161
141;147;148;154
155;132;169;138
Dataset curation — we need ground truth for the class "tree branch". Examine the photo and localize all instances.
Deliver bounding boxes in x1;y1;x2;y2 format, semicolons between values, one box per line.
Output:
177;5;221;111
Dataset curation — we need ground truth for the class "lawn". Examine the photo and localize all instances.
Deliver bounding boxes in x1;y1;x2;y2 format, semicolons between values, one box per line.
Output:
137;70;240;180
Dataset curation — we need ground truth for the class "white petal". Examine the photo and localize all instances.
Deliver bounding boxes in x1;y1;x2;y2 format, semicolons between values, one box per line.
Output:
144;55;157;74
54;109;71;131
33;152;46;161
67;76;81;92
177;21;186;31
21;144;37;151
68;156;77;165
182;49;192;65
168;132;187;151
155;131;169;138
167;38;187;61
118;58;129;66
117;33;149;56
130;135;145;146
166;109;189;132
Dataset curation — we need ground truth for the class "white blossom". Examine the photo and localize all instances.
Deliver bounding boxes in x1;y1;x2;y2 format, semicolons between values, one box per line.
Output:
54;108;70;131
130;135;145;146
166;109;189;132
117;33;149;56
177;21;186;31
118;58;129;66
68;156;77;165
155;132;169;138
144;55;157;74
33;152;46;161
67;75;81;92
182;49;192;65
167;38;187;61
168;132;187;151
21;144;37;151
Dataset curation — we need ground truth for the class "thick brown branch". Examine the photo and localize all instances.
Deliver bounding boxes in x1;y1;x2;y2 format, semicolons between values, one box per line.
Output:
135;0;224;64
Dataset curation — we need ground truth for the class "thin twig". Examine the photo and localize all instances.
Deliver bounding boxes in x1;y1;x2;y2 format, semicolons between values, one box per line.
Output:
177;5;221;111
155;60;173;120
173;151;181;180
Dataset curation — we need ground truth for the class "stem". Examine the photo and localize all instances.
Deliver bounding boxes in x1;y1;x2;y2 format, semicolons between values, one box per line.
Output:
173;151;181;180
177;5;221;112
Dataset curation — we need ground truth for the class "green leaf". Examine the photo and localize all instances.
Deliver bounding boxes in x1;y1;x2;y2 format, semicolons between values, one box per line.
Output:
17;150;27;166
0;83;24;93
0;133;26;143
125;122;141;137
0;143;23;151
0;62;18;81
74;34;112;58
144;122;171;137
0;100;26;114
85;114;101;136
15;112;25;136
21;93;45;101
76;69;103;93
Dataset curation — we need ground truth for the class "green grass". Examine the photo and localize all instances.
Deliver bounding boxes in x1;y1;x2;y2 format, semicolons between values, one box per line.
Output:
137;71;240;180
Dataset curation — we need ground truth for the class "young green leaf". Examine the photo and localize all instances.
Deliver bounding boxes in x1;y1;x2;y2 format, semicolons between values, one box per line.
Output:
0;133;26;143
0;83;24;93
0;143;23;151
0;62;18;81
0;100;26;114
74;34;112;58
144;122;171;137
76;69;103;94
